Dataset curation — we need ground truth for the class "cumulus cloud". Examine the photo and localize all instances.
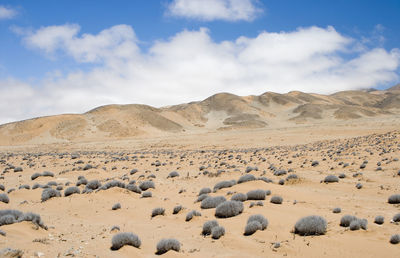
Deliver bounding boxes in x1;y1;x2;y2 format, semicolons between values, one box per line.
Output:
0;6;17;20
1;24;399;124
166;0;263;21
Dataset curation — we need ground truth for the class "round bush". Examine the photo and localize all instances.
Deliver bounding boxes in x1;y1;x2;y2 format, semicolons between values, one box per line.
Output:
185;210;201;222
198;187;211;196
31;173;41;181
142;191;152;198
201;196;226;209
126;183;142;194
392;213;400;222
270;195;283;204
213;180;236;192
86;180;101;190
355;183;363;189
215;201;243;218
237;174;256;184
374;216;384;225
139;181;155;191
211;226;225;239
112;203;121;210
388;194;400;204
244;221;262;236
41;188;61;202
64;186;80;197
323;175;339;183
110;232;141;250
246;190;266;200
390;234;400;244
294;215;327;236
172;205;182;215
151;207;165;218
247;214;268;230
340;215;357;227
332;207;341;213
231;193;247;202
0;193;9;204
156;238;180;255
202;220;219;236
167;171;179;178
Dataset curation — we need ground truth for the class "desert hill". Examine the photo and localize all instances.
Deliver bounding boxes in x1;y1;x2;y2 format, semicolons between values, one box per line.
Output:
0;88;400;145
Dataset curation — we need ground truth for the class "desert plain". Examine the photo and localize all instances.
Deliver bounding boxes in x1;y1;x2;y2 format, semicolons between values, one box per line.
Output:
0;87;400;257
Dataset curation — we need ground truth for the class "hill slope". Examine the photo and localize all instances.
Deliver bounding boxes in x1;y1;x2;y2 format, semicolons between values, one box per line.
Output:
0;88;399;145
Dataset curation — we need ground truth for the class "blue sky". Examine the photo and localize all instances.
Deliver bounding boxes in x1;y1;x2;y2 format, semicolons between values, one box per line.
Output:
0;0;399;123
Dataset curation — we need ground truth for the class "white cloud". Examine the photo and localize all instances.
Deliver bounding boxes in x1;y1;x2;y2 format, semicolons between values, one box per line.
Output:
166;0;262;21
0;6;17;20
1;24;399;124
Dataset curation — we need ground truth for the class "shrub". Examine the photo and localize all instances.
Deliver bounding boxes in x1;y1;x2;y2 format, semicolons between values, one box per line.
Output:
167;171;179;178
0;215;15;226
238;174;256;184
41;188;61;202
112;203;121;210
202;220;219;236
32;183;41;190
356;183;363;189
130;169;138;175
151;208;165;218
86;180;101;190
76;178;88;186
393;213;400;222
111;225;120;232
213;180;236;192
215;201;243;218
56;185;63;191
349;220;361;230
199;187;211;196
270;196;283;204
42;171;54;177
211;226;225;239
374;216;384;225
340;215;358;227
156;238;180;255
185;210;201;221
294;215;327;236
139;181;155;191
249;201;264;208
278;179;285;185
286;174;298;181
110;232;141;250
196;194;208;203
126;184;142;194
47;181;57;187
0;184;4;191
101;180;125;190
142;191;152;198
18;184;30;190
64;187;80;197
0;193;9;204
338;173;346;179
273;170;287;176
258;177;273;183
0;210;46;229
390;234;400;244
172;205;182;214
388;194;400;204
244;221;262;236
231;193;247;202
332;207;341;213
201;196;226;209
323;175;339;183
13;167;23;172
246;190;266;200
31;173;41;180
247;214;268;230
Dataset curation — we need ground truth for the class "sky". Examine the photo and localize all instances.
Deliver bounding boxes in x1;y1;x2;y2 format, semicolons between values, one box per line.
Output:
0;0;399;124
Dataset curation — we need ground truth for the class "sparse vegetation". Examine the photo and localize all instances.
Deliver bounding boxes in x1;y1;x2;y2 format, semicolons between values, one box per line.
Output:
111;232;141;250
294;215;327;236
215;201;243;218
156;238;180;255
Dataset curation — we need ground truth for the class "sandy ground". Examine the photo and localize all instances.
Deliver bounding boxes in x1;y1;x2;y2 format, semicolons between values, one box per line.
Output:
0;122;400;257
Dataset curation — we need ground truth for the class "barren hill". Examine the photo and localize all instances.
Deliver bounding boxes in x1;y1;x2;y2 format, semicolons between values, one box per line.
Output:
1;88;399;145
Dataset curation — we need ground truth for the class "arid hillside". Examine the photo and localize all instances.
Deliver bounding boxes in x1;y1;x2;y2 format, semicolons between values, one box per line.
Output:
0;86;400;145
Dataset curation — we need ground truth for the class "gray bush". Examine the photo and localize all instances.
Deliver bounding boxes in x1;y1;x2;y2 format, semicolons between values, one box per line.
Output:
126;183;142;194
244;221;262;236
258;177;273;183
156;238;180;255
388;194;400;204
64;186;80;197
374;216;384;225
0;193;9;204
393;213;400;222
323;175;339;183
340;215;358;227
0;210;46;229
112;203;121;210
142;191;152;198
286;174;298;181
196;194;209;203
356;183;363;189
215;201;243;218
167;171;179;178
31;173;41;180
246;190;266;200
198;187;212;196
238;174;256;184
201;196;226;209
332;207;341;213
247;214;268;230
76;178;88;186
274;170;287;176
111;232;141;250
202;220;219;236
211;226;225;239
151;207;165;218
231;193;247;202
172;205;182;214
0;184;4;191
139;181;155;191
101;180;125;190
390;234;400;244
270;195;283;204
86;180;101;190
130;169;138;175
338;173;346;179
294;215;327;236
213;180;236;192
41;188;61;202
185;210;201;221
42;171;54;177
349;220;361;230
